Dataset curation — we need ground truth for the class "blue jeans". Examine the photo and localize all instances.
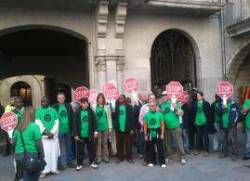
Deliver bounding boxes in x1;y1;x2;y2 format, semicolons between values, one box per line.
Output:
23;171;39;181
182;128;190;151
244;128;250;158
58;132;73;166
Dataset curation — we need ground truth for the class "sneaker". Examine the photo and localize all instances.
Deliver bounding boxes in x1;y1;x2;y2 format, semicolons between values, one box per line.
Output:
75;165;82;171
52;170;60;174
181;158;187;165
203;152;209;157
127;159;134;164
193;150;200;156
90;163;98;169
165;158;172;163
161;164;167;168
242;156;250;160
219;153;227;158
147;163;154;167
231;155;237;161
58;164;65;171
40;173;47;178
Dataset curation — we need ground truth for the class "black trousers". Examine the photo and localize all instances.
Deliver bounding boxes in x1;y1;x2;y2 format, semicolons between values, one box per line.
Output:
116;132;132;160
195;124;209;152
76;138;94;166
4;132;11;155
145;138;165;165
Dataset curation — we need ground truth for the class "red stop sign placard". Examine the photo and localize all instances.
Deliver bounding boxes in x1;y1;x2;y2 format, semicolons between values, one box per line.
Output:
216;81;233;99
74;86;89;101
166;81;183;98
103;83;120;101
0;112;18;132
124;77;139;93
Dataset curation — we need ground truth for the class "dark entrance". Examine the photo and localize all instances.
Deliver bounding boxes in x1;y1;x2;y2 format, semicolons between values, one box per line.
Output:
150;29;197;97
10;81;32;106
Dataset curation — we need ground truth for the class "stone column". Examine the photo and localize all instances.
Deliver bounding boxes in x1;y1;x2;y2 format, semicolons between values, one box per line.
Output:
95;0;109;91
114;0;127;92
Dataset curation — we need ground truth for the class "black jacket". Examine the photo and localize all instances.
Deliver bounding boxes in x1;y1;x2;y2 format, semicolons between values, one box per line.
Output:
193;100;211;126
53;103;74;134
73;107;96;140
113;104;135;133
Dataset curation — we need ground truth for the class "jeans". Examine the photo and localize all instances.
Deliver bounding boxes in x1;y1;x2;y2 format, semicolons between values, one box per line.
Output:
23;171;39;181
195;124;209;152
145;138;165;165
213;123;222;151
96;131;109;162
165;128;185;158
221;127;239;156
116;132;132;160
76;138;94;165
58;132;73;166
244;128;250;158
182;128;190;151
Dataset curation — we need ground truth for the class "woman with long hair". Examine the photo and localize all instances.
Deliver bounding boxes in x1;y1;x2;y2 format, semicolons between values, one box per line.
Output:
92;93;112;163
13;106;44;181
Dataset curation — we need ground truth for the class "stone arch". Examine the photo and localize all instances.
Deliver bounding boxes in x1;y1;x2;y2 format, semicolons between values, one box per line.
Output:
226;39;250;84
0;75;43;108
0;25;90;88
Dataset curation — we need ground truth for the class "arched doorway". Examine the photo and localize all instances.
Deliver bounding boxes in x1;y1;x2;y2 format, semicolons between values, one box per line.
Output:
0;26;89;105
44;77;72;104
10;81;32;106
150;29;197;96
0;26;89;87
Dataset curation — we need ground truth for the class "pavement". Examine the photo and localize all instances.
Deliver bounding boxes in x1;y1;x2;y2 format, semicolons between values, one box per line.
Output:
0;152;250;181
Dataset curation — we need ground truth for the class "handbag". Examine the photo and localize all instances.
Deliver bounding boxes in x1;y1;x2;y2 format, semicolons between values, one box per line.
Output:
19;131;46;173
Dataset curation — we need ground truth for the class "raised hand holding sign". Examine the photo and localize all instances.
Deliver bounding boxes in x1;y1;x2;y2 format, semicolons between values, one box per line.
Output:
0;112;18;138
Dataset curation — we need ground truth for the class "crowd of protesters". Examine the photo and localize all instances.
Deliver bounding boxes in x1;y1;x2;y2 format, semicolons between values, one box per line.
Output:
1;87;250;181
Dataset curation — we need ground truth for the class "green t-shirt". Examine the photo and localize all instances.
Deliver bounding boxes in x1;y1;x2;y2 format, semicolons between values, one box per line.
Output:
144;111;163;138
13;122;42;154
195;101;207;126
160;101;181;129
58;104;70;133
118;105;127;132
222;101;232;129
35;107;58;131
95;105;108;132
80;109;89;138
214;102;220;123
13;107;24;122
243;99;250;129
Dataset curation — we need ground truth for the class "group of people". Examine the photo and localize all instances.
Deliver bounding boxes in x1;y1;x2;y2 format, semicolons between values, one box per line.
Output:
1;87;250;181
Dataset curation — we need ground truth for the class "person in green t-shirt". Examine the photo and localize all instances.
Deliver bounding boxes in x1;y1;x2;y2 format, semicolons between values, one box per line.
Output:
12;106;44;181
35;97;60;177
53;92;74;169
144;101;166;168
194;91;210;156
114;95;135;163
93;93;112;164
160;96;186;164
219;98;240;161
73;98;98;170
242;98;250;160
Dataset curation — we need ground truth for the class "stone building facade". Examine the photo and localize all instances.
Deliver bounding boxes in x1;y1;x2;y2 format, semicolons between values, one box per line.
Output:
0;0;248;107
